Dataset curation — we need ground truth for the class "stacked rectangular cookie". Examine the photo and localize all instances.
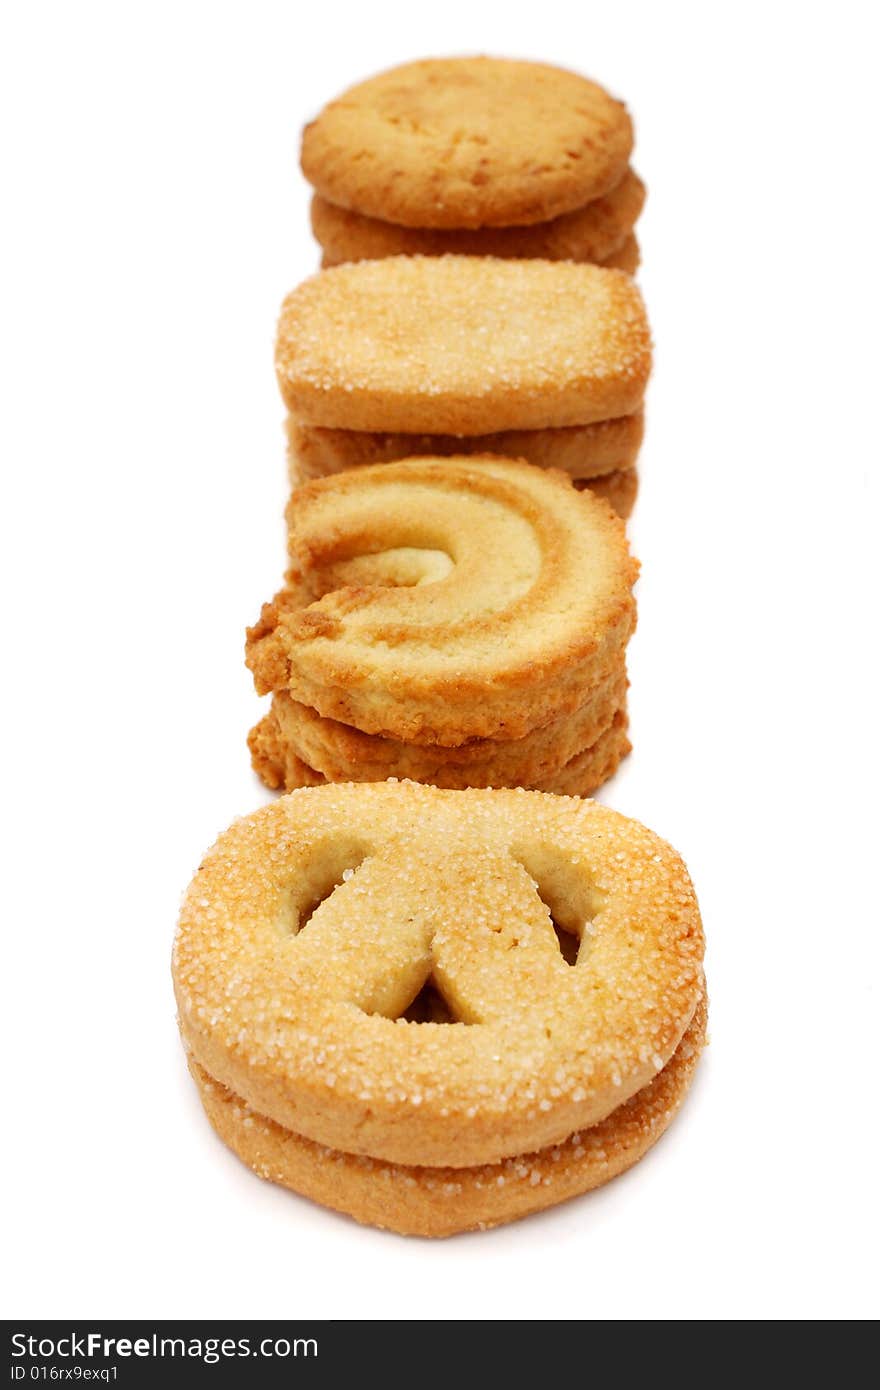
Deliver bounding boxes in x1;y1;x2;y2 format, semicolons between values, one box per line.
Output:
302;57;645;274
280;255;652;517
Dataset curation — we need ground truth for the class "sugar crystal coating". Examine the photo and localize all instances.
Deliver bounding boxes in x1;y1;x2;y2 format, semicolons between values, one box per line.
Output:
188;996;705;1236
172;781;705;1169
274;257;652;433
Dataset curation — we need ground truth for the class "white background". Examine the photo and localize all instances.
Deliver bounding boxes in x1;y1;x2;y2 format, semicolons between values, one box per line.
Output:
2;0;877;1322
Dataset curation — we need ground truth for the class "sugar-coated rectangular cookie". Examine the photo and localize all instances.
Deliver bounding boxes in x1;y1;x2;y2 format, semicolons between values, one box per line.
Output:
275;256;651;434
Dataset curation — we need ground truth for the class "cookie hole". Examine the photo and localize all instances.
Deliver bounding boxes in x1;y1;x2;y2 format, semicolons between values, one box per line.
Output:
510;842;604;967
552;920;581;967
298;862;364;930
280;836;370;935
401;977;457;1024
363;972;471;1025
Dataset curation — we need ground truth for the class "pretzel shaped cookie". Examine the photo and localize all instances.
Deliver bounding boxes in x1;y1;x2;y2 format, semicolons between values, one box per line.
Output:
174;783;705;1195
246;457;637;747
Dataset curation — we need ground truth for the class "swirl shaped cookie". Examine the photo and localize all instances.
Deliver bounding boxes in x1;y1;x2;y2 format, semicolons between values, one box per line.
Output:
173;783;706;1181
311;168;646;265
275;257;651;433
300;58;634;229
246;457;638;744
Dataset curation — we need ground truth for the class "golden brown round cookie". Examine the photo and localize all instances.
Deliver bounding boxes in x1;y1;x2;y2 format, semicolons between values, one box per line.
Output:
246;457;638;744
300;58;633;230
260;666;627;787
602;233;640;275
248;701;630;797
187;994;705;1236
311;168;645;264
578;467;639;519
173;782;705;1167
275;257;652;433
286;410;644;484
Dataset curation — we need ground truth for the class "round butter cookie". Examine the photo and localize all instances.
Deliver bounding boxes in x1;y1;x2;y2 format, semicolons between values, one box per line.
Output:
286;411;645;484
275;256;652;433
245;457;638;744
187;995;705;1237
173;782;705;1168
300;58;633;230
310;167;646;265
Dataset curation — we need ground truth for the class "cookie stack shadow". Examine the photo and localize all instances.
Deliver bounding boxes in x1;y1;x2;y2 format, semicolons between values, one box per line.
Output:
280;254;651;519
302;57;645;275
246;456;639;796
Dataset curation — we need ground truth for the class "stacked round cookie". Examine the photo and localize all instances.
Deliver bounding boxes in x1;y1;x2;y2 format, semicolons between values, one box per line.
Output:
279;255;651;518
303;57;645;274
173;783;707;1236
246;457;638;795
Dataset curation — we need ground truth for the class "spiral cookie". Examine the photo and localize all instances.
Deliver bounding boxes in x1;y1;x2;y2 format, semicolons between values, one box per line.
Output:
173;782;706;1233
246;456;637;791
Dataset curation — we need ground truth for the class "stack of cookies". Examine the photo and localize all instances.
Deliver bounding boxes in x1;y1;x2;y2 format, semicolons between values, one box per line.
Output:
175;60;711;1238
246;456;638;796
303;57;645;275
279;255;651;518
174;782;707;1235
